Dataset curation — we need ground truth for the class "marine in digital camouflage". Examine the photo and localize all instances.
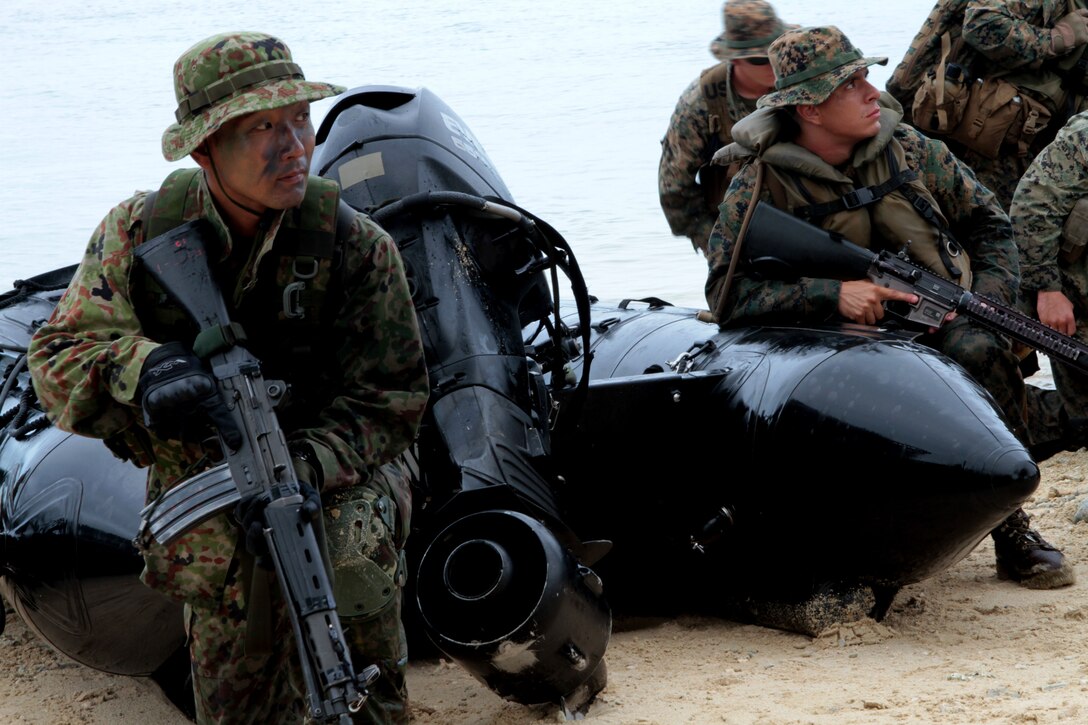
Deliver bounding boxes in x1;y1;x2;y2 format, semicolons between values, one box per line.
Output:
958;0;1085;210
888;0;1088;210
659;0;788;253
27;30;426;725
658;77;758;252
702;25;1067;449
1011;110;1088;425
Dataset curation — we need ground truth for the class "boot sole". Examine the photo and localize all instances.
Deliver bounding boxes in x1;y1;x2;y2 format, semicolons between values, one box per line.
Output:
996;562;1077;590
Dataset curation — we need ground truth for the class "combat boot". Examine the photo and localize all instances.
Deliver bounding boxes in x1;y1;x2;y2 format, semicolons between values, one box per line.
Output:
991;508;1075;589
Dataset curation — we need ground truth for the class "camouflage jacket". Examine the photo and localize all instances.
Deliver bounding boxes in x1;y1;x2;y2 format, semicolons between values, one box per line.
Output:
891;0;1084;123
27;170;429;607
658;61;759;253
1012;110;1088;300
704;102;1018;324
963;0;1070;70
963;0;1088;110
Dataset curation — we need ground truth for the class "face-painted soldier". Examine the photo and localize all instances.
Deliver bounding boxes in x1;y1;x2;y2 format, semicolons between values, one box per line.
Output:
27;31;429;724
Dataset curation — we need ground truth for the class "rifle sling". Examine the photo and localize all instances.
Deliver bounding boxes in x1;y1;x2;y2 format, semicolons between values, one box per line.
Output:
239;547;274;656
714;159;766;323
193;322;248;359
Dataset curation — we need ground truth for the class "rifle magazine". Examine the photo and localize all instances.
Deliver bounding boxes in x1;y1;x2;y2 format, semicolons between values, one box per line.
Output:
138;463;241;545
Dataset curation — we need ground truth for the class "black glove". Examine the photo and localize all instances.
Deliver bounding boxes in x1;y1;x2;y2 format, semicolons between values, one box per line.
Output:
289;439;322;520
236;490;274;569
234;479;321;570
137;342;242;450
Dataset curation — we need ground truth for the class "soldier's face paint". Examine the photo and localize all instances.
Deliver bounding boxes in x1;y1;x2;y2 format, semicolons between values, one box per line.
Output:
815;70;882;145
205;101;316;214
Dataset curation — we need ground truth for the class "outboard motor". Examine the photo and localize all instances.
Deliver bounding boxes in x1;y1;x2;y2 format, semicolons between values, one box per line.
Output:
313;86;609;714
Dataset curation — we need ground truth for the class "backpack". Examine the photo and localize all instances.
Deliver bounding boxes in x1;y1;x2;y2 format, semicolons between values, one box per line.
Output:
886;0;971;122
889;0;1069;158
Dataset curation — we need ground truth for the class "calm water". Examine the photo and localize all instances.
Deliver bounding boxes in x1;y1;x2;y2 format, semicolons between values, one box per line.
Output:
2;0;932;308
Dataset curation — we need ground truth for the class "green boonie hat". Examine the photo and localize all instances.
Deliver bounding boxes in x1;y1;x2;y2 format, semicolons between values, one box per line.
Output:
711;0;787;61
758;25;887;109
161;31;345;162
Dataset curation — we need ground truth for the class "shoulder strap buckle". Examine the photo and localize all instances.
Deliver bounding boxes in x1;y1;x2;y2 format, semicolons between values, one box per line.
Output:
841;187;875;210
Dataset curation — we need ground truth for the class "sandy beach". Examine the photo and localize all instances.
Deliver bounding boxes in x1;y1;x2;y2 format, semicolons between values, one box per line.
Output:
3;441;1088;724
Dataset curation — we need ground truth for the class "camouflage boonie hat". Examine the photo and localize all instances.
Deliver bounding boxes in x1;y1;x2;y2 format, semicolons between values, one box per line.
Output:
758;26;887;109
161;32;345;162
711;0;787;61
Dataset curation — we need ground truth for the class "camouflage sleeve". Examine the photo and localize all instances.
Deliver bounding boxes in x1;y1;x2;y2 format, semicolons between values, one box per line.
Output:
899;125;1020;304
26;195;156;439
291;213;429;492
962;0;1059;68
1011;113;1088;292
659;78;716;250
704;164;841;324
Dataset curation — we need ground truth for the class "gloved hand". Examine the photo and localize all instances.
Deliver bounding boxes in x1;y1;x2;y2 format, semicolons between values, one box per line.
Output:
295;479;322;523
233;480;321;569
291;455;323;522
1052;9;1088;55
137;342;242;450
235;490;274;569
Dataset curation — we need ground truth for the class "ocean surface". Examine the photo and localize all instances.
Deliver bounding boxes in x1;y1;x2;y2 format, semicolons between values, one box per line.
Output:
1;0;934;308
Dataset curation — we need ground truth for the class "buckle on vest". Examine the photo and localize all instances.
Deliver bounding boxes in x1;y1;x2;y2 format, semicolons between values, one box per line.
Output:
282;257;319;319
842;188;875;210
283;282;306;319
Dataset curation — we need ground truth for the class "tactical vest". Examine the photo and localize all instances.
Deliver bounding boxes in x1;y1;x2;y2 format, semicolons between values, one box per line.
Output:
758;137;974;289
136;168;356;397
700;62;752;210
701;62;738;147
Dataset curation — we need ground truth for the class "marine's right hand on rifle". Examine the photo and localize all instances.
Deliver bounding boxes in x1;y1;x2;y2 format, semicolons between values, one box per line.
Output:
1037;290;1077;336
837;281;918;326
137;341;243;449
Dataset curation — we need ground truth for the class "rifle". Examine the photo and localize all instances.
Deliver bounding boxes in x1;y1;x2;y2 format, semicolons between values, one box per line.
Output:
133;220;376;723
742;201;1088;375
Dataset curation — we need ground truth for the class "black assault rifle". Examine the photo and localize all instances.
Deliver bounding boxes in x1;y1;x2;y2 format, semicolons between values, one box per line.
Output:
742;201;1088;376
134;221;376;723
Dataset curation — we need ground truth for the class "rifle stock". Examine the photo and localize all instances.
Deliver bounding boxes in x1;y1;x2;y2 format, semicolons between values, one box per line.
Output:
742;201;1088;375
134;220;373;723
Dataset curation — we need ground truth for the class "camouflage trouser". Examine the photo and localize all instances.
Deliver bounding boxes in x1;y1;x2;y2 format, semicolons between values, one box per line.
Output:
958;149;1031;212
1027;285;1088;435
187;461;412;725
919;316;1065;449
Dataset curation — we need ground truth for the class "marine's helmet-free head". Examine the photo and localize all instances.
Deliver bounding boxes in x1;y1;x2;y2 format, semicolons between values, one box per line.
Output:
711;0;788;61
758;25;887;109
161;31;345;162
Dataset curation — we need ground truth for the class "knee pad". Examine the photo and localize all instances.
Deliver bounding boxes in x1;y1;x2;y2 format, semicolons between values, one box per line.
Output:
323;487;404;621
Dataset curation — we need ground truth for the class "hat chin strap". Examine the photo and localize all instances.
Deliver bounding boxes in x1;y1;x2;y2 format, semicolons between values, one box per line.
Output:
207;149;273;223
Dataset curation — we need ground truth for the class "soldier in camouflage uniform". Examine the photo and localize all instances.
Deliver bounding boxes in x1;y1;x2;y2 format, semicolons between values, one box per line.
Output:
1011;111;1088;492
705;25;1074;590
26;32;429;724
658;0;791;254
891;0;1088;210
